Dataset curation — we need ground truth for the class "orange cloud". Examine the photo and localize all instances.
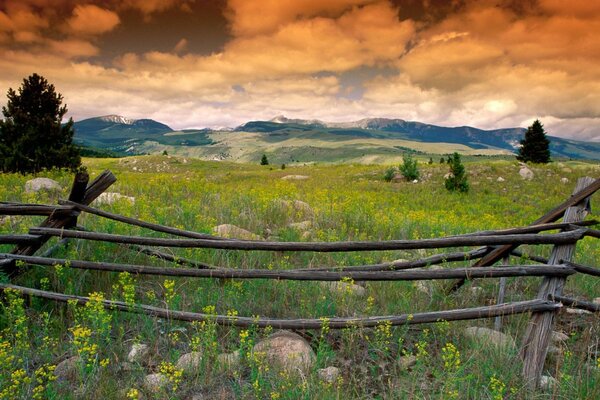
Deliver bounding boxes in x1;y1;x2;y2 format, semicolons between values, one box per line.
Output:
67;4;120;35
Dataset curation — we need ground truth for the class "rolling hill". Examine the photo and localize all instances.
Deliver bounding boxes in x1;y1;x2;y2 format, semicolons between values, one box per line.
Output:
72;115;600;163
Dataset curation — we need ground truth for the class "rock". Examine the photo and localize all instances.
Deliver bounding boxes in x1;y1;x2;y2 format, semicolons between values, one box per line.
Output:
281;175;309;181
323;281;366;296
252;331;315;373
391;174;404;182
301;231;312;240
54;356;81;382
127;343;150;364
547;345;563;356
444;173;453;179
398;355;417;370
274;199;314;220
464;327;516;349
318;366;340;383
94;192;135;205
288;220;312;230
143;373;169;392
551;331;569;344
565;307;592;315
24;178;62;193
413;281;431;295
213;224;261;240
593;298;600;305
176;352;202;373
469;286;483;296
217;351;240;370
539;375;557;390
519;167;534;180
560;177;569;184
292;200;314;218
496;177;505;182
412;179;418;184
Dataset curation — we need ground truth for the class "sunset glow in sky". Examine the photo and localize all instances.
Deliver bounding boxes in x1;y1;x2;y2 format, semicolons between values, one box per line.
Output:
1;0;599;141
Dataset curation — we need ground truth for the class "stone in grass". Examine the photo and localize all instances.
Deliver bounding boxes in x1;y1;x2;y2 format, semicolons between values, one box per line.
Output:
463;327;516;349
217;351;241;370
397;355;417;370
176;351;203;373
252;330;315;374
318;366;340;383
519;167;534;180
143;373;169;392
94;192;135;205
323;281;366;297
539;375;558;391
24;177;62;193
565;307;592;315
281;175;309;180
54;355;81;382
127;343;150;364
551;331;569;344
288;220;312;230
212;224;261;240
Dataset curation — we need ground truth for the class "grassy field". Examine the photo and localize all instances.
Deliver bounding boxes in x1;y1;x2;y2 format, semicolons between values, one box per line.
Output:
0;155;599;399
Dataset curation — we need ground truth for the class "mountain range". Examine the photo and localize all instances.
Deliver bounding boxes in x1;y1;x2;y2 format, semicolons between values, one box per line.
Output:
72;115;600;162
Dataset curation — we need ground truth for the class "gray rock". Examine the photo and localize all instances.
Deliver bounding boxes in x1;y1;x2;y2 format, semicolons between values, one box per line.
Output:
323;281;366;297
464;327;516;349
398;355;417;369
519;167;534;180
551;331;569;344
176;351;203;373
281;175;309;180
54;355;81;382
25;178;61;193
496;176;505;182
288;220;312;230
539;375;557;390
560;177;569;184
127;343;150;364
318;366;340;383
143;373;169;392
253;331;315;373
212;224;261;240
94;192;135;205
565;307;592;315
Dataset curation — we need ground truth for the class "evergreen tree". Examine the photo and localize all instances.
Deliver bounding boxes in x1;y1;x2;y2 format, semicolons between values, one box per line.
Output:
517;119;551;163
399;153;419;181
444;152;469;192
260;154;269;165
0;73;80;173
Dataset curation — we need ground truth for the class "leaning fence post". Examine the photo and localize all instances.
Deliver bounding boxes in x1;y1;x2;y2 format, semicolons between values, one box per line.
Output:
520;177;595;389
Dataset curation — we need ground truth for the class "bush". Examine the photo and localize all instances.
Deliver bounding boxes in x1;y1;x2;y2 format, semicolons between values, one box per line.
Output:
399;154;419;181
260;154;269;165
444;152;469;192
383;166;396;182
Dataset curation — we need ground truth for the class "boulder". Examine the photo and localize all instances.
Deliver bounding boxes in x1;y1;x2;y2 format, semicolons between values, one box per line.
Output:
323;281;366;297
213;224;261;240
496;177;505;182
398;355;417;370
281;175;309;181
519;167;534;180
391;174;404;182
252;331;315;373
318;366;340;383
560;177;569;184
217;351;240;370
176;351;203;373
54;355;81;382
539;375;557;390
94;192;135;205
288;220;312;230
143;373;169;392
464;327;515;349
127;343;150;364
24;178;61;193
274;199;314;220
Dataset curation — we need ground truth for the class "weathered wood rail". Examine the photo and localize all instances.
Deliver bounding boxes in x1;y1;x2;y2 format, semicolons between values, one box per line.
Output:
0;171;599;391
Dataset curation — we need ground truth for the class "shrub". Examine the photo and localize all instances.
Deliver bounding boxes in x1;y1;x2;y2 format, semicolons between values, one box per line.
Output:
444;152;469;192
383;166;396;182
399;154;419;181
260;154;269;165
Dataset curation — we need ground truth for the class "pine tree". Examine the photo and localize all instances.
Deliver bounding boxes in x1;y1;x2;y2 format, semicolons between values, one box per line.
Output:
399;153;419;181
260;154;269;165
517;119;551;164
444;152;469;192
0;73;80;173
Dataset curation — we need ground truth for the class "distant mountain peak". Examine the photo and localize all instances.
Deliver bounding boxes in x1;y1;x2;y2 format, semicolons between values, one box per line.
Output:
269;115;324;126
99;115;137;125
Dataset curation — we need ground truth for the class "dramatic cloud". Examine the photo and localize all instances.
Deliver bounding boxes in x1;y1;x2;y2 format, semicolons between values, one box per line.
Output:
0;0;598;141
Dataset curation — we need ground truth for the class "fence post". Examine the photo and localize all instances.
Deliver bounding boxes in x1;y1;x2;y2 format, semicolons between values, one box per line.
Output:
520;177;595;389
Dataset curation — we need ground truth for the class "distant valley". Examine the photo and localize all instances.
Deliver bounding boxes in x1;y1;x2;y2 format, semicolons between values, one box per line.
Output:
72;115;600;163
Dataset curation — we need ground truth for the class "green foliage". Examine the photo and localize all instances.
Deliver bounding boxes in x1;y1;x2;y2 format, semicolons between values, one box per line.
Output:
383;166;396;182
0;74;81;173
517;119;551;163
281;163;285;170
440;157;445;164
260;154;269;165
399;153;419;181
162;150;168;156
444;152;469;192
428;157;433;164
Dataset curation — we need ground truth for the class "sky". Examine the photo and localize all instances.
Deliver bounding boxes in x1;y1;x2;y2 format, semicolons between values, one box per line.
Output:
0;0;599;141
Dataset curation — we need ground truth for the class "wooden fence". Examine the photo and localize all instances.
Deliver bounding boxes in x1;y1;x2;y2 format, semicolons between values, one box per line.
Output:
1;170;599;390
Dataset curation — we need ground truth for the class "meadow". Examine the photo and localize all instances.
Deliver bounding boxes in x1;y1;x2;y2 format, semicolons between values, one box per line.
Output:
0;155;599;399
